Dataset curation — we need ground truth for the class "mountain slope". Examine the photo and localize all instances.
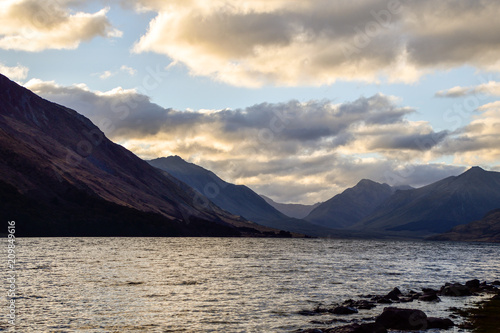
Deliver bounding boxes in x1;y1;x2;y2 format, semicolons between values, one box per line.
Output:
354;167;500;237
0;73;272;237
428;209;500;243
260;195;321;219
304;179;395;229
148;156;336;236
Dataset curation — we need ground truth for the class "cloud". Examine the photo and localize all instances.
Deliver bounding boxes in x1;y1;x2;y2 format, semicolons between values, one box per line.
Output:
438;101;500;166
127;0;500;87
0;62;29;81
94;66;138;80
436;81;500;98
25;78;469;203
0;0;122;51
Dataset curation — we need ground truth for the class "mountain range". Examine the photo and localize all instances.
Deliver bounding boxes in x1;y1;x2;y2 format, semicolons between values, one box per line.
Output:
304;179;397;229
148;156;336;237
260;195;320;219
2;72;499;241
352;167;500;237
0;73;283;237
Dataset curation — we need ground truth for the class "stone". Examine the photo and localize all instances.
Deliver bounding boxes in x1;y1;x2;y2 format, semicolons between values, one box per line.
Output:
385;287;402;300
440;283;472;296
426;317;454;329
465;279;480;290
375;307;427;330
330;306;358;315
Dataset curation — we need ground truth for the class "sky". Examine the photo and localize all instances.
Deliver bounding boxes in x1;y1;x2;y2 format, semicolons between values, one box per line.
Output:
1;0;500;204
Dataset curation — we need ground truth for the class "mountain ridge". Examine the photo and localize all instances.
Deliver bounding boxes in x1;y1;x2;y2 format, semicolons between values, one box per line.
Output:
0;73;277;237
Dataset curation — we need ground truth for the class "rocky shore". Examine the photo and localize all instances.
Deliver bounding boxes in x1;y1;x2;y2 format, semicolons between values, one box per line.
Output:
295;279;500;332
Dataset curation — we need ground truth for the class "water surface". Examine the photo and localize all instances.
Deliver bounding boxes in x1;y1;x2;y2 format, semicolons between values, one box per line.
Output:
3;238;500;332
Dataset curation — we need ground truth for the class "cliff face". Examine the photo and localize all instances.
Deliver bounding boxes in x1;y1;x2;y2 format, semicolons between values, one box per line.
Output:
0;73;268;236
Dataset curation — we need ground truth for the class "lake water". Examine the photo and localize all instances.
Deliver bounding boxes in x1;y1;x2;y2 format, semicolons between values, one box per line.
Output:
3;238;500;332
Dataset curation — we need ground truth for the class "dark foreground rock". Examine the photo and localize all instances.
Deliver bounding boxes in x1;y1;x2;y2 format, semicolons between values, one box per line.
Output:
375;307;428;330
426;317;454;329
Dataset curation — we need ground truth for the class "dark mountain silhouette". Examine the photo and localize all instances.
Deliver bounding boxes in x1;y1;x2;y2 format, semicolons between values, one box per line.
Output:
148;156;336;236
260;195;321;219
428;209;500;243
0;73;278;237
354;167;500;237
304;179;397;229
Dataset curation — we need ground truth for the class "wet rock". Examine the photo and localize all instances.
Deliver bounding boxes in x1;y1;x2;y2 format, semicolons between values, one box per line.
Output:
330;306;358;315
375;307;427;330
440;283;472;296
491;280;500;286
324;323;387;333
343;299;377;310
465;279;480;290
419;289;440;302
427;317;454;329
375;298;392;304
398;297;414;303
385;287;402;301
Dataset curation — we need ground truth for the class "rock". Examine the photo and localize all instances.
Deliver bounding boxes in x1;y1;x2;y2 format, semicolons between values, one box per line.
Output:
419;289;440;302
398;297;414;303
385;287;402;300
465;279;480;290
418;293;441;302
492;294;500;300
440;283;472;296
331;306;358;315
427;317;454;329
491;280;500;286
324;323;387;333
375;307;427;330
376;298;392;304
299;329;324;333
343;299;377;310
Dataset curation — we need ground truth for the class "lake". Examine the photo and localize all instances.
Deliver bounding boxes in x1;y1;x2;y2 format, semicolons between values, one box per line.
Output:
3;238;500;332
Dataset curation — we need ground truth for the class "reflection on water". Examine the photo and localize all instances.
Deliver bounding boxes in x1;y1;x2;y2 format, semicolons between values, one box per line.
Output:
2;238;500;332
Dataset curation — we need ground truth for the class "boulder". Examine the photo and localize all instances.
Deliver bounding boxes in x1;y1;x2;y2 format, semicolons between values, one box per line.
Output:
465;279;480;290
418;289;440;302
426;317;454;329
375;307;427;330
385;287;402;300
440;283;472;296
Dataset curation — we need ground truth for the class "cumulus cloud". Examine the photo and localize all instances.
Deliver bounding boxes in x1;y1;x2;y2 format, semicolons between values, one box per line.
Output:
0;62;29;81
436;81;500;98
438;101;500;166
126;0;500;87
25;78;469;203
0;0;121;51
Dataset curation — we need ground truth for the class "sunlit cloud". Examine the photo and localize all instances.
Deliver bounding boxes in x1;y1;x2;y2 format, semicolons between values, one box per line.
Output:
436;81;500;98
0;62;28;81
0;0;122;52
127;0;500;87
25;78;473;203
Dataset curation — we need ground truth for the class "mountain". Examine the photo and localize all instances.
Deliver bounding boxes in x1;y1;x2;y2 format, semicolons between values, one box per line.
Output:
260;195;321;219
354;167;500;237
147;156;336;236
0;73;279;237
428;209;500;243
304;179;396;229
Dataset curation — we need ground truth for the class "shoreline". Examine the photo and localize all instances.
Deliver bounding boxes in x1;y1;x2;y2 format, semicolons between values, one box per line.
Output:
296;279;500;333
